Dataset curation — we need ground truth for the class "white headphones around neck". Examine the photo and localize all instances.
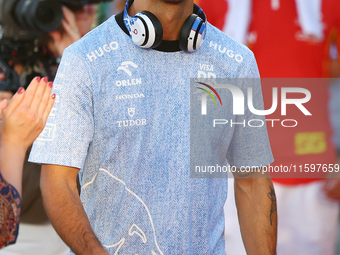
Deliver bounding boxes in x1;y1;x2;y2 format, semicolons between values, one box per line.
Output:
123;0;207;51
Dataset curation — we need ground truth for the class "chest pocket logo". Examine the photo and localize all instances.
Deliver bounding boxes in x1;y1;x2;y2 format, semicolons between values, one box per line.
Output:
117;61;138;76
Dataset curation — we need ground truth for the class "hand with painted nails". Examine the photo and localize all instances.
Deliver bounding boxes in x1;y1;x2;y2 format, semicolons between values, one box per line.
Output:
0;76;55;152
0;76;55;248
0;76;55;196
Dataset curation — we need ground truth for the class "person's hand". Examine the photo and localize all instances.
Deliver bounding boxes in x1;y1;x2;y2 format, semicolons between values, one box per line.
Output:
0;77;55;152
323;158;340;201
49;6;81;57
0;99;8;117
74;4;96;37
0;91;13;101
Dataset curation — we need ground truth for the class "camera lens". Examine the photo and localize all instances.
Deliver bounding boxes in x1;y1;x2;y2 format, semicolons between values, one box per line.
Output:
15;0;63;33
36;4;55;24
35;2;59;27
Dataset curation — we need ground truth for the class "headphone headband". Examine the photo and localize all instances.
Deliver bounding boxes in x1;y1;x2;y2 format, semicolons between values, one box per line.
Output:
193;2;207;24
123;0;207;51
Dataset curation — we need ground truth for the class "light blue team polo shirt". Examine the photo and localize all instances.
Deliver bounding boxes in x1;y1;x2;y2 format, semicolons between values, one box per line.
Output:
30;12;273;255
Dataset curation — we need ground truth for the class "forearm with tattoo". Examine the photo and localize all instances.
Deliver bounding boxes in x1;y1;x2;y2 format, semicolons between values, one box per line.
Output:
233;174;277;255
268;185;277;226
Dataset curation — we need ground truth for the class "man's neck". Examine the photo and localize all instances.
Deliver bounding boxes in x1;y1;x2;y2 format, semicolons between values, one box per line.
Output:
128;0;193;41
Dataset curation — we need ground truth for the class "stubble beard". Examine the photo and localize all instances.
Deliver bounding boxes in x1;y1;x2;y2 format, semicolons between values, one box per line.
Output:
159;0;187;4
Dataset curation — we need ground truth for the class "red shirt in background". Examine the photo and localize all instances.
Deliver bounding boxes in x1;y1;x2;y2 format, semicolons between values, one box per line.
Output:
196;0;228;31
198;0;340;185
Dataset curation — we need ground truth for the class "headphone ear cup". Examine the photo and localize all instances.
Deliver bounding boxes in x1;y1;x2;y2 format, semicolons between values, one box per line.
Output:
134;11;163;48
179;14;204;52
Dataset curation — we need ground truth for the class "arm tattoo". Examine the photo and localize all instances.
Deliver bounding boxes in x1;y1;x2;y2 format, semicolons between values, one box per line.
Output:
267;186;277;226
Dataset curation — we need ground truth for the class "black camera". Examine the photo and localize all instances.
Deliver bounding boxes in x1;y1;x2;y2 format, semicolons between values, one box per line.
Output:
0;0;112;93
0;0;112;41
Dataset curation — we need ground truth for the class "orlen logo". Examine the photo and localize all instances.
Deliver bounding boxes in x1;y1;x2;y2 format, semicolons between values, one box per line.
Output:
87;41;119;62
197;82;312;128
117;61;138;76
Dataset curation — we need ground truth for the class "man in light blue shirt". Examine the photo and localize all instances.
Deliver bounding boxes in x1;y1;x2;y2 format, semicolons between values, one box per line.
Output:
29;0;277;254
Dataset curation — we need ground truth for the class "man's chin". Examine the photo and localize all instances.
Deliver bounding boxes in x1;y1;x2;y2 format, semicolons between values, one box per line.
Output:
160;0;187;4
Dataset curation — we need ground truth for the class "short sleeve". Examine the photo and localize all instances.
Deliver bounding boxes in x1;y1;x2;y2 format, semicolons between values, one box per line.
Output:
29;47;94;169
0;172;21;249
226;53;274;168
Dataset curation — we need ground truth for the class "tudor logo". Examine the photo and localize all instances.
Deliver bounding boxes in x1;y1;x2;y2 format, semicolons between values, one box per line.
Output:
128;107;135;117
117;61;138;76
116;107;147;128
